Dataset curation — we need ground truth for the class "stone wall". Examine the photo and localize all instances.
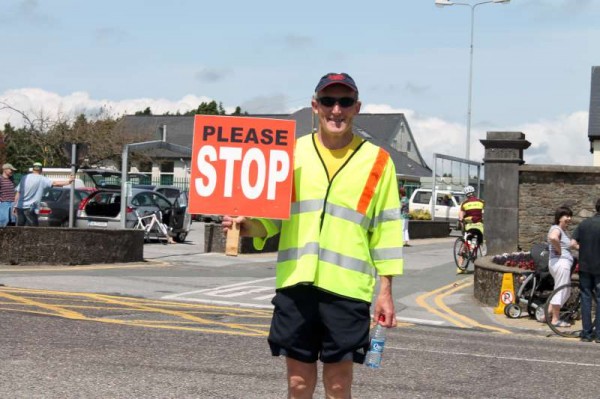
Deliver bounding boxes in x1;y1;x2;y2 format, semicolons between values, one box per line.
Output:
0;227;144;265
408;220;450;239
203;220;450;254
518;165;600;251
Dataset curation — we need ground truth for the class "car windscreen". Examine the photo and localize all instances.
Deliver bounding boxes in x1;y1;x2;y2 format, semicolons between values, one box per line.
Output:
84;192;121;217
413;191;431;204
42;188;63;202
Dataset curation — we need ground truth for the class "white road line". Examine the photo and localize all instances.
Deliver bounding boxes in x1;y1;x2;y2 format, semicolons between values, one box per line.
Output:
396;317;445;326
162;277;276;300
389;346;600;368
160;296;274;309
205;286;274;298
254;293;276;300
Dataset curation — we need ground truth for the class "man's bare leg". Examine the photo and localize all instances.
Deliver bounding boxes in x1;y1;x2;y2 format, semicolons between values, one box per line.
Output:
323;360;353;399
286;357;317;399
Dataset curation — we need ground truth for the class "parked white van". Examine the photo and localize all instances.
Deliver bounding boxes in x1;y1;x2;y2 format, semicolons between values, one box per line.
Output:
408;189;465;227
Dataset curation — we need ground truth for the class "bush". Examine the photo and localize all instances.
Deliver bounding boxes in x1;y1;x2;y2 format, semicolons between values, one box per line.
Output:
492;252;535;270
409;209;431;220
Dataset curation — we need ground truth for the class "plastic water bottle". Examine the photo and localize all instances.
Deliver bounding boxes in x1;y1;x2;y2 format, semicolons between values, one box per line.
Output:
365;315;386;369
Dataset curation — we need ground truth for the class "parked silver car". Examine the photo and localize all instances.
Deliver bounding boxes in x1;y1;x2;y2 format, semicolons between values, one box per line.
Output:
38;187;96;227
75;184;192;242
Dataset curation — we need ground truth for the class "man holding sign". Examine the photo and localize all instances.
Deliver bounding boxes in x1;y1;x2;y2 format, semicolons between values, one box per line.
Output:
222;72;403;398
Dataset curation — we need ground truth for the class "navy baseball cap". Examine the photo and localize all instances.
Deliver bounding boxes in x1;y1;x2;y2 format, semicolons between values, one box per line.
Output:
314;72;358;94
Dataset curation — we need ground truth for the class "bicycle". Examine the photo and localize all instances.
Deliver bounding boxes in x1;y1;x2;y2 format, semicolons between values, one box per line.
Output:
453;225;487;271
133;210;171;244
544;281;597;338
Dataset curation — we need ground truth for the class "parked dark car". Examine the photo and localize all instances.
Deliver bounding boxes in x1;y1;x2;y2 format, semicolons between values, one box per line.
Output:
38;187;96;227
75;188;191;243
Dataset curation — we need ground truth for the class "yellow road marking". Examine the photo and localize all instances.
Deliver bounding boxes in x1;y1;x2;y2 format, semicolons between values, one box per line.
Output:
0;291;86;319
0;260;170;272
86;293;269;336
434;281;511;334
415;279;471;328
0;287;270;337
416;278;512;334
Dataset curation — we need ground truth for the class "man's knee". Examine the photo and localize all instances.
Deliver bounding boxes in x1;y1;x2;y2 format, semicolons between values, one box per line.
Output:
288;374;315;398
286;358;317;398
323;361;353;398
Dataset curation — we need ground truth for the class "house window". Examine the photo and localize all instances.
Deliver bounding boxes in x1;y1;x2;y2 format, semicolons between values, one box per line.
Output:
407;141;412;152
160;161;174;185
138;161;152;173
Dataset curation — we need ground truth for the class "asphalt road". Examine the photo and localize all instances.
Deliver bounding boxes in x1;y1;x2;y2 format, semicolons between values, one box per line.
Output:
1;307;598;399
1;224;597;398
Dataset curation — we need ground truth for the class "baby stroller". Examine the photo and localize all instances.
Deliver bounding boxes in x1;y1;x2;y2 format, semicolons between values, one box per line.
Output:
504;242;555;321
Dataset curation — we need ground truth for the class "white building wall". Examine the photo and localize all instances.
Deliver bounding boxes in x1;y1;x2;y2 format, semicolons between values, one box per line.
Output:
594;141;600;166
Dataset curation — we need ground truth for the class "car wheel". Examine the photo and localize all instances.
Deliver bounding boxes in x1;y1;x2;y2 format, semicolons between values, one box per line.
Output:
174;232;187;243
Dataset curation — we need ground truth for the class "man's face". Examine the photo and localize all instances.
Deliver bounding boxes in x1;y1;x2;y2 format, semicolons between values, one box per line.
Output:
3;168;13;176
311;85;361;138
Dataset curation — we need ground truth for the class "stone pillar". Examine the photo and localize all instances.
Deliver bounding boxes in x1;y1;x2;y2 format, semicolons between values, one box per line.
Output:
480;132;530;255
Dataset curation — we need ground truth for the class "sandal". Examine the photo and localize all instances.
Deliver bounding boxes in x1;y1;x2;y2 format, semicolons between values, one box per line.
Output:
552;320;571;328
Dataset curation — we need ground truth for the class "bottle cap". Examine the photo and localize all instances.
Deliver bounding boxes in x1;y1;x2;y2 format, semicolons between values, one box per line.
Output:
378;314;385;322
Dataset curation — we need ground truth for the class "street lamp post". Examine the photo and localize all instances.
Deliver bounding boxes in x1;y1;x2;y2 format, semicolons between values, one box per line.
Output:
435;0;510;160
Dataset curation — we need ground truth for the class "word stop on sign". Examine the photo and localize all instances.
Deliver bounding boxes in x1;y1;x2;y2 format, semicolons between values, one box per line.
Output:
195;146;289;200
189;115;295;220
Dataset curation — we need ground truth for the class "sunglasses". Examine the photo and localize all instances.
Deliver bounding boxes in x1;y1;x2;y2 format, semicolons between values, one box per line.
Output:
316;97;357;108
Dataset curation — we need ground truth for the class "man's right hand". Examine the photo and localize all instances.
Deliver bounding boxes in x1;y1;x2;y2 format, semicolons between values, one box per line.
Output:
221;215;247;234
221;215;267;238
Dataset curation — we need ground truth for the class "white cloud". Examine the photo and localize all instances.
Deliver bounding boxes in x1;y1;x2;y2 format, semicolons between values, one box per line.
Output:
363;103;591;168
0;88;215;126
1;88;591;168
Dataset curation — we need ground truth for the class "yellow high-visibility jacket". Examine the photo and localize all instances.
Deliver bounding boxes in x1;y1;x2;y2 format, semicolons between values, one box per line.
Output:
255;134;403;303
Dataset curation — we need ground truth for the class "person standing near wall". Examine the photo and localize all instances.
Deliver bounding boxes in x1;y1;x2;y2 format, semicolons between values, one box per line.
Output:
546;206;576;327
571;199;600;342
400;186;410;246
13;162;74;226
222;72;403;399
0;163;17;227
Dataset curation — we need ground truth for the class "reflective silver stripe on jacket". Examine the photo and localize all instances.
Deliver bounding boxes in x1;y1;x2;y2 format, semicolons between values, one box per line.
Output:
278;242;320;262
291;199;323;215
370;247;403;261
291;200;400;231
277;242;376;277
325;203;371;229
291;200;372;229
370;208;401;229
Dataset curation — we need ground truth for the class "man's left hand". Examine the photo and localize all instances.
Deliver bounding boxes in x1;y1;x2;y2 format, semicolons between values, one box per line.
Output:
373;289;396;328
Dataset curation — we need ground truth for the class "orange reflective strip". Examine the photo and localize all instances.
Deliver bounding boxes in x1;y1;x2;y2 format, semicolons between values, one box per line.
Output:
356;149;389;215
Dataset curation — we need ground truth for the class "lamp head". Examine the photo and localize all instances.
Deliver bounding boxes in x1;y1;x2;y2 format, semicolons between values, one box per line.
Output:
493;0;510;3
435;0;454;6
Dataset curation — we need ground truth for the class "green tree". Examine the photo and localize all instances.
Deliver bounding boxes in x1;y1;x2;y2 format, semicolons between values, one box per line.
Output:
134;107;153;116
1;101;144;170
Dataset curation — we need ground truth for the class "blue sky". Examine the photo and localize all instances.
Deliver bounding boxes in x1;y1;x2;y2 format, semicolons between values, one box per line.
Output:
0;0;598;167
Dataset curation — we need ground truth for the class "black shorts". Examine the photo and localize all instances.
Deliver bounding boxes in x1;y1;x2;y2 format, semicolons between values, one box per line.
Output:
466;229;483;245
268;284;371;364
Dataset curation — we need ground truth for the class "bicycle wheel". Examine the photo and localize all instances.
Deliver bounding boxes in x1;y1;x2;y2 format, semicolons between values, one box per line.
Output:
147;219;169;245
133;219;151;243
544;282;581;337
453;238;470;271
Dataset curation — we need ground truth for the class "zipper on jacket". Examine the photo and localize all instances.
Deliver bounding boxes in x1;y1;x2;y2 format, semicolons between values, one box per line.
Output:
311;133;367;231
